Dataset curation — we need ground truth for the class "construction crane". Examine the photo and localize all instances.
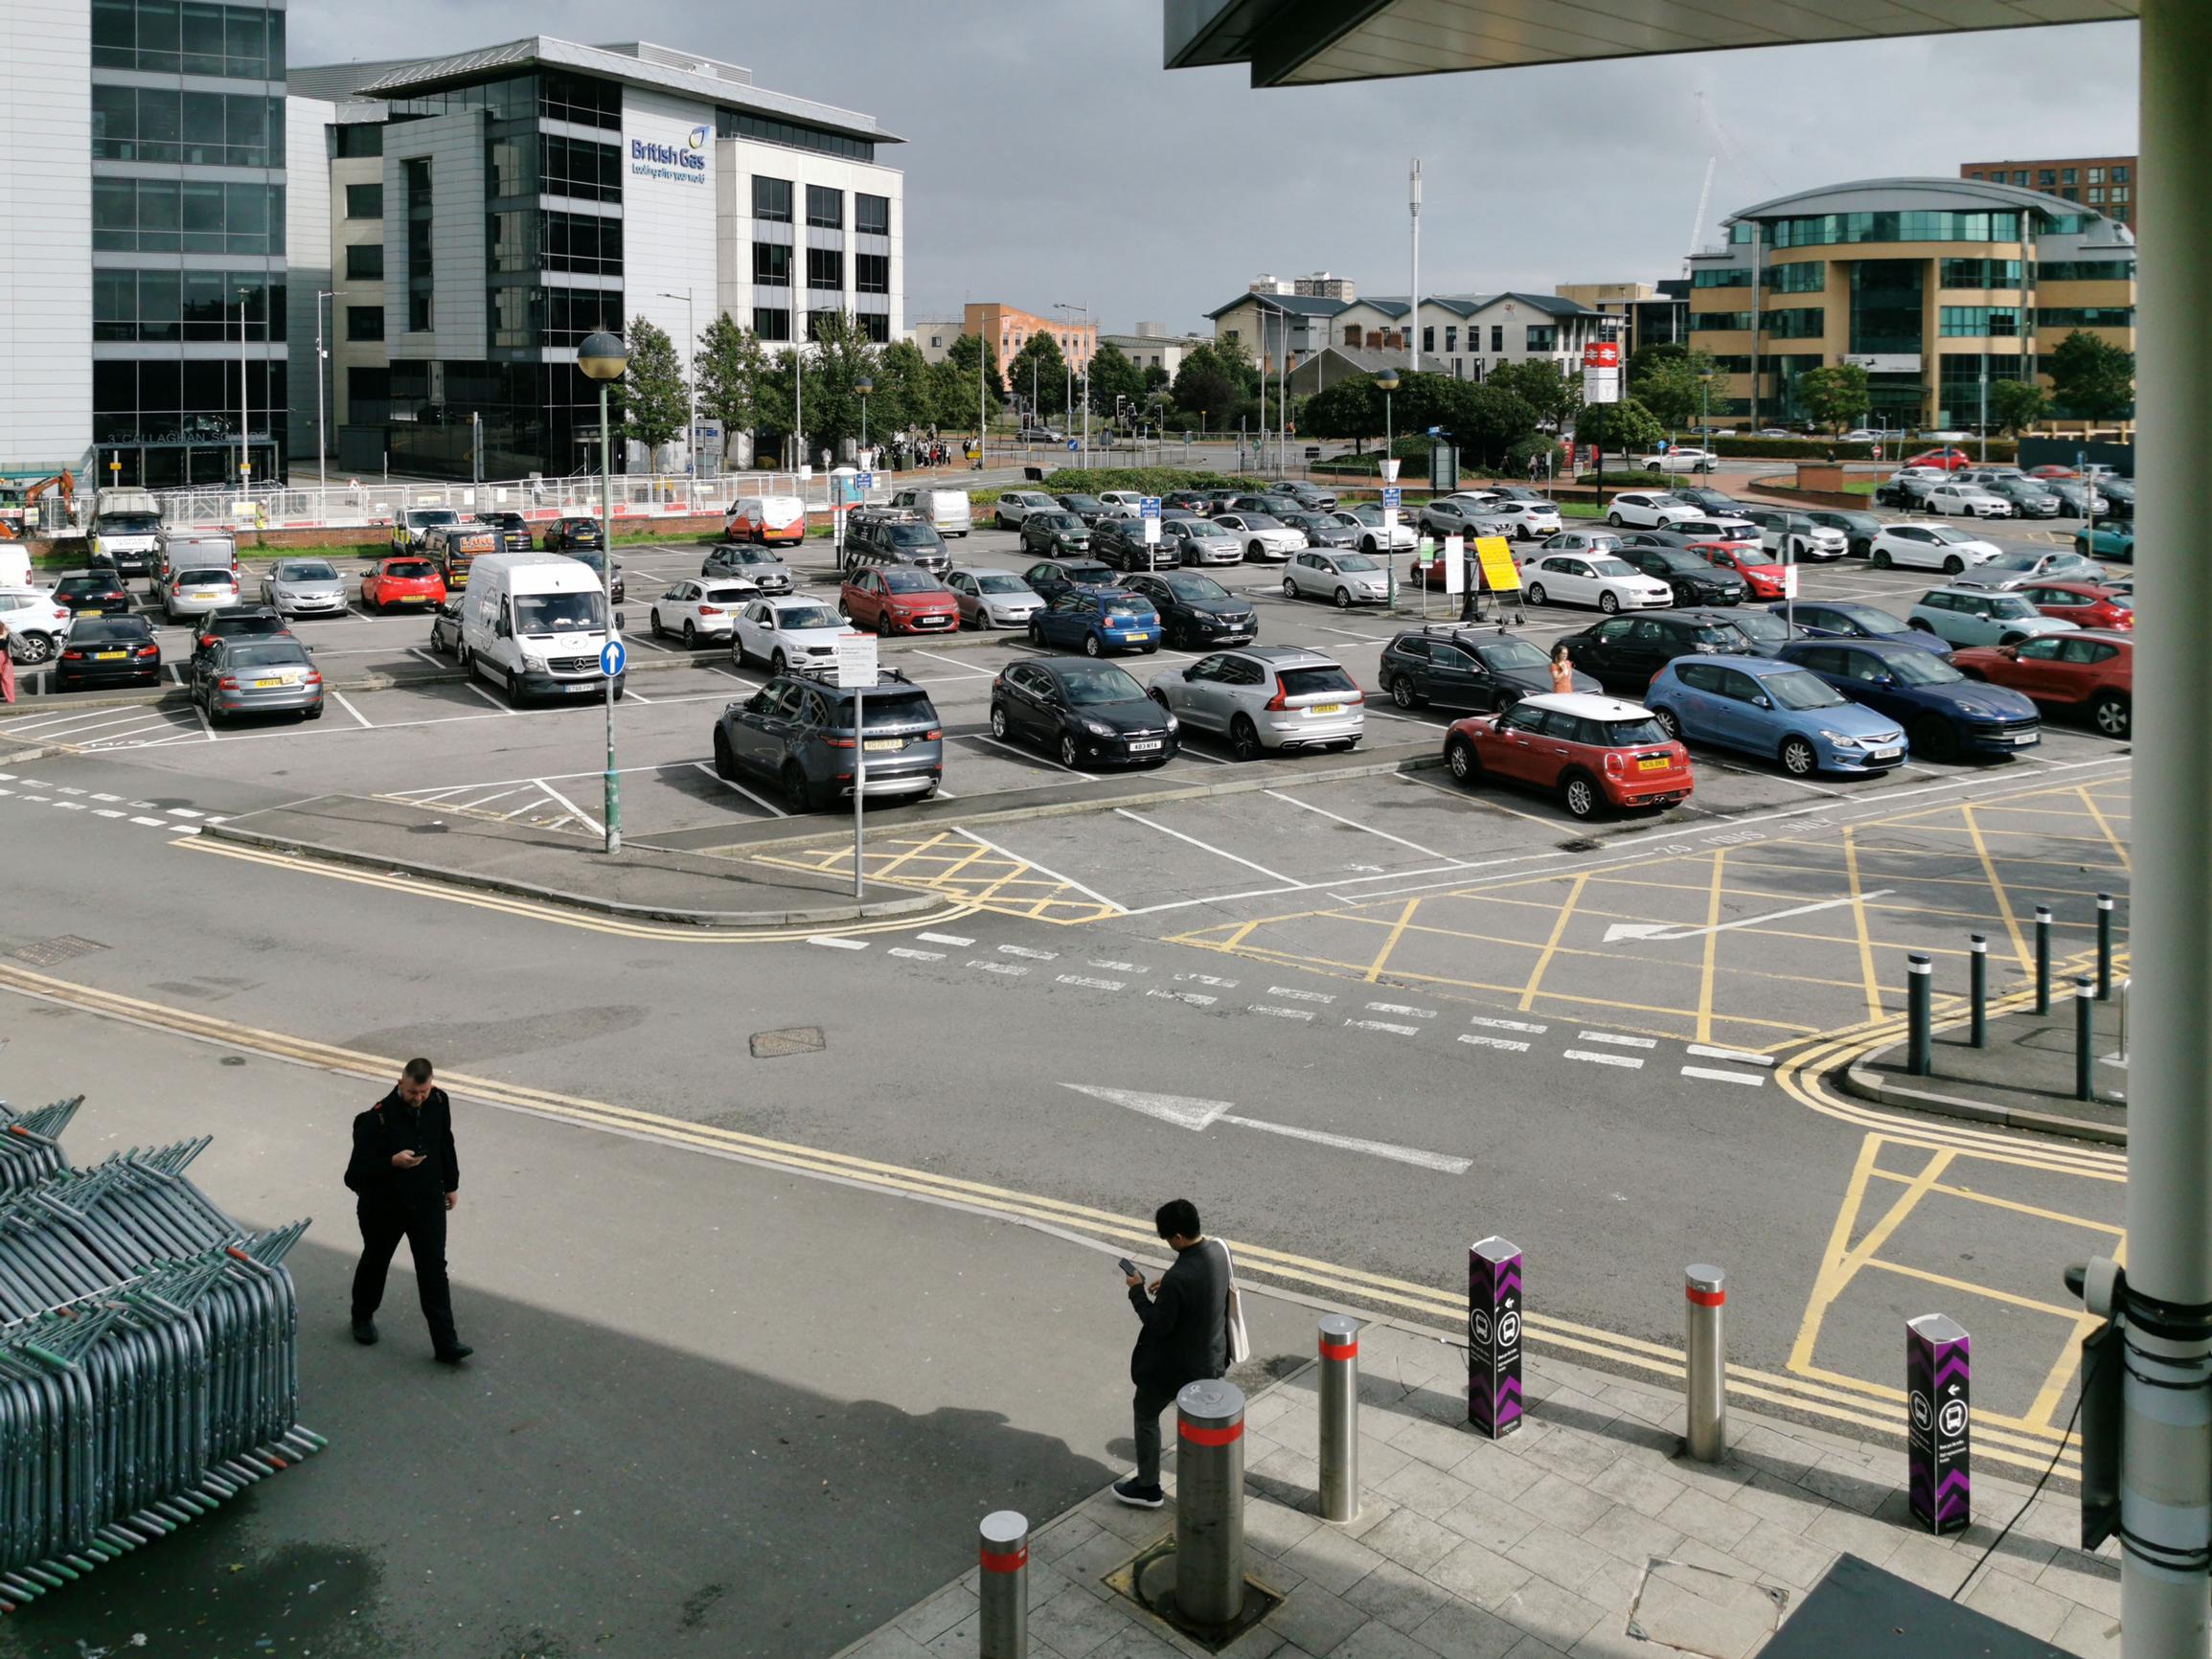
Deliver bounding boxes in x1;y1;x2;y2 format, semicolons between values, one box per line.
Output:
1685;155;1717;273
0;471;75;539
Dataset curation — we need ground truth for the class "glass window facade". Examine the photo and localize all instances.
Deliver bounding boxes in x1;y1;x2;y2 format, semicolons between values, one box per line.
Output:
91;86;284;167
1524;325;1556;351
806;247;843;290
855;252;890;296
2037;307;2135;329
1761;210;2025;247
805;185;843;229
1938;307;2020;337
383;358;611;480
1848;261;1924;355
90;0;284;78
94;270;283;342
344;242;383;281
541;134;621;201
2040;260;2134;282
718;108;876;162
1764;307;1824;340
754;307;791;342
333;123;382;158
1691;267;1751;288
92;358;285;474
93;178;285;254
1938;258;2025;288
753;175;792;222
1765;262;1825;293
346;305;383;342
753;241;791;287
345;181;383;219
542;210;621;275
1692;311;1756;333
857;314;889;344
855;193;890;236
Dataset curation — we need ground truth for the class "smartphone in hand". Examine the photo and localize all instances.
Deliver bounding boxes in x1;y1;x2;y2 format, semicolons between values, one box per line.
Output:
1117;1258;1138;1278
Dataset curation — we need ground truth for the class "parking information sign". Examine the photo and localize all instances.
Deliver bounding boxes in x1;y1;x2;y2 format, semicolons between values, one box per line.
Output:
1444;534;1466;595
1473;536;1520;592
1140;495;1161;544
1380;487;1402;509
1468;1237;1524;1440
600;640;626;677
856;471;873;489
833;631;878;691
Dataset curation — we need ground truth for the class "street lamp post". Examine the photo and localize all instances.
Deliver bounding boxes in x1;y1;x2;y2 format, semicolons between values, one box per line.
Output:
578;330;630;856
658;289;696;506
1377;368;1401;607
856;375;874;464
313;288;343;494
237;286;252;495
1056;303;1089;467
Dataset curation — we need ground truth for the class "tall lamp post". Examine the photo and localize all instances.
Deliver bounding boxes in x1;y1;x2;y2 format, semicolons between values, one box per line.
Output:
1055;303;1089;466
1377;368;1401;607
313;288;344;493
1698;365;1714;461
658;288;696;503
578;330;630;856
855;375;874;466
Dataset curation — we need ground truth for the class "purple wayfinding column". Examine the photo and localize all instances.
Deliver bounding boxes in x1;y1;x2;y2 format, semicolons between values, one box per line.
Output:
1468;1237;1523;1439
1906;1313;1972;1534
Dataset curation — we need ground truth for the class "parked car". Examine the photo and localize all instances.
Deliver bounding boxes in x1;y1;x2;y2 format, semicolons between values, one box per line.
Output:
2072;524;2135;561
943;567;1043;631
1481;500;1564;540
0;587;77;666
1271;481;1337;511
1147;646;1362;761
1603;492;1700;531
1950;552;2109;592
649;580;755;647
428;597;465;657
1722;606;1804;658
992;489;1061;530
1329;505;1418;555
51;570;133;617
1278;510;1357;551
728;494;809;546
1636;446;1718;474
1163;516;1243;567
161;563;241;624
992;657;1178;770
425;523;498;591
1282;548;1389;608
53;615;161;691
1380;627;1598;712
713;670;943;811
1021;557;1118;605
186;605;290;672
2043;479;2109;516
1921;483;2014;519
1978;476;2064;518
1417;497;1511;540
1615;545;1745;606
1671;489;1754;517
190;636;324;726
1644;655;1906;777
700;542;795;592
1096;490;1153;518
562;548;626;604
1872;471;1944;510
1786;600;1952;654
1123;571;1256;651
391;507;460;552
1777;639;2040;761
1520;551;1674;614
1740;509;1848;562
1213;511;1306;561
1534;530;1625;559
1905;446;1973;471
1802;509;1885;559
1906;586;2081;648
359;555;447;614
1227;492;1309;520
1443;693;1693;820
845;510;949;572
474;511;536;553
1092;516;1173;572
1161;489;1214;517
2004;580;2132;631
840;565;959;636
1671;516;1762;548
1692;543;1788;601
541;515;604;552
1556;611;1760;695
260;558;349;619
1055;493;1111;526
1869;523;2003;574
1951;631;2132;739
731;595;847;675
1029;587;1162;656
887;487;973;538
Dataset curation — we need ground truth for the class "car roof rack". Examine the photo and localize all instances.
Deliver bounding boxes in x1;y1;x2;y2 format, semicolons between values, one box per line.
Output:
1414;621;1512;641
787;663;917;689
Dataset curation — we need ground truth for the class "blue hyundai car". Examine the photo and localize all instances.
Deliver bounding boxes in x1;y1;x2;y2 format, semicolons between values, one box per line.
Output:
1776;639;2040;763
1028;588;1163;656
1645;653;1907;778
1778;600;1952;656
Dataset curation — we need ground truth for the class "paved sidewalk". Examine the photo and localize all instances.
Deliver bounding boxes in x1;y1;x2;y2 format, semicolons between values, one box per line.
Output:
1842;1003;2127;1145
840;1322;2117;1659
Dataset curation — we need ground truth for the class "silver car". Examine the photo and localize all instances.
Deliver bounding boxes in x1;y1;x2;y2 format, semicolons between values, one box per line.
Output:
191;636;323;725
1165;517;1243;566
1282;548;1390;608
944;567;1042;629
1279;511;1357;550
163;563;241;623
259;557;349;618
1147;645;1365;761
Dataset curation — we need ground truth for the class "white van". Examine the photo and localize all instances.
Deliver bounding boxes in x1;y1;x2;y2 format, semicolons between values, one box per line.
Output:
0;547;31;589
459;552;626;704
888;487;971;538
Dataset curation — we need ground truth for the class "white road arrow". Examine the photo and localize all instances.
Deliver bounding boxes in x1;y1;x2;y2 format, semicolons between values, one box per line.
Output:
1060;1085;1237;1131
1060;1085;1469;1175
1603;889;1893;945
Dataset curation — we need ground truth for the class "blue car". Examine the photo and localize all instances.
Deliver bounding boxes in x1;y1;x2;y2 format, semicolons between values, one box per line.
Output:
1777;639;2040;763
1028;588;1163;657
1780;599;1952;655
1645;653;1907;778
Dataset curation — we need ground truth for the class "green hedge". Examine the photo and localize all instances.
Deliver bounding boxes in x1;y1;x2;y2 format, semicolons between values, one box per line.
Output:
1036;467;1267;496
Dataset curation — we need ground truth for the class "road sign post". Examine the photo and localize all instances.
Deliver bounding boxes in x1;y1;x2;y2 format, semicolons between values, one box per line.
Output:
1140;495;1161;554
1381;487;1402;607
1906;1313;1972;1534
834;632;879;899
1468;1237;1523;1440
599;637;626;854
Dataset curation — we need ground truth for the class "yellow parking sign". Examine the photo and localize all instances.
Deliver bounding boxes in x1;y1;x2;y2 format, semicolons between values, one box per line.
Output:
1473;535;1519;592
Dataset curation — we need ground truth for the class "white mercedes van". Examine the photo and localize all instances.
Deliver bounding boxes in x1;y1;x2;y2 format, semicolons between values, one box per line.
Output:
460;552;626;704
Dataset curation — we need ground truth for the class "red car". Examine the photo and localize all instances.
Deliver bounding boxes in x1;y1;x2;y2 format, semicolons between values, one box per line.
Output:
1694;543;1788;600
1443;691;1694;820
2010;580;2132;631
1951;630;2132;738
2027;464;2079;480
1906;447;1973;471
360;556;448;613
839;565;959;635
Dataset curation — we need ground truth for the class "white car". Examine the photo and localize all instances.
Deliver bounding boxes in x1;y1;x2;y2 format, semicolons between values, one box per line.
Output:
1841;428;1883;442
1921;483;2014;519
1327;508;1416;554
1096;490;1152;518
1604;491;1700;531
1636;446;1717;473
1520;553;1674;614
649;579;755;647
0;586;74;666
1740;510;1847;562
992;490;1060;529
943;567;1043;628
1480;499;1563;540
1282;549;1390;609
1673;516;1762;547
1418;497;1510;539
1164;517;1243;567
1869;522;2004;575
731;595;849;674
1212;511;1305;561
1533;530;1624;559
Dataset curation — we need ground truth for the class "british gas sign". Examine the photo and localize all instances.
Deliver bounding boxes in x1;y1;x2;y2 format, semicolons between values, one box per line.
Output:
629;125;710;186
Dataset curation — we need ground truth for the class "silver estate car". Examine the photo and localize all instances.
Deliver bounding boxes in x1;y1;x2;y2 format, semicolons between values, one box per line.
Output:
1148;645;1365;761
943;567;1043;629
191;636;324;724
259;557;349;618
1164;517;1243;567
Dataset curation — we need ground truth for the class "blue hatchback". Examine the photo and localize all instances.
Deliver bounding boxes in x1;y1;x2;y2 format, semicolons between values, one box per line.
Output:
1029;588;1163;657
1778;600;1951;655
1776;639;2040;762
1645;653;1907;778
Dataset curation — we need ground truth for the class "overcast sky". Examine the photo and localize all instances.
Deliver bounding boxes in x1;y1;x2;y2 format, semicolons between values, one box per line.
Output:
292;3;2139;335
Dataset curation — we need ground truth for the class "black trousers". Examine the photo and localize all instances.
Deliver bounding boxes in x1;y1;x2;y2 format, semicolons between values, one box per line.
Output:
352;1200;457;1349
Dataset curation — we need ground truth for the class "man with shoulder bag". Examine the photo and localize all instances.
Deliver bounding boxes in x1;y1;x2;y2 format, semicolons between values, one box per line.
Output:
1114;1197;1248;1508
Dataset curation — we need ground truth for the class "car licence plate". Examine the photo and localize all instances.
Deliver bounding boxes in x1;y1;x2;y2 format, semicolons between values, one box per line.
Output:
1128;739;1163;752
251;677;285;688
96;650;125;661
1868;746;1901;761
1310;703;1344;716
399;594;426;603
1636;757;1669;772
566;681;594;693
1121;630;1152;643
864;739;903;752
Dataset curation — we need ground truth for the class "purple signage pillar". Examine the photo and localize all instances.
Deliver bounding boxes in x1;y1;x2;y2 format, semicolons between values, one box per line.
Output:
1468;1236;1522;1440
1906;1312;1971;1534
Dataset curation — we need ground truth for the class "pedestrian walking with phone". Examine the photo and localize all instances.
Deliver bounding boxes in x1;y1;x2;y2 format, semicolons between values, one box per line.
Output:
345;1057;471;1363
1550;642;1576;694
1113;1198;1244;1509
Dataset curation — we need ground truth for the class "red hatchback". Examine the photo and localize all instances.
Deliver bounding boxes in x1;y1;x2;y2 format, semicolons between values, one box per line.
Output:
1443;692;1694;820
1952;630;2132;738
840;565;959;636
1907;447;1973;471
2010;580;2132;631
1694;543;1788;600
360;556;448;613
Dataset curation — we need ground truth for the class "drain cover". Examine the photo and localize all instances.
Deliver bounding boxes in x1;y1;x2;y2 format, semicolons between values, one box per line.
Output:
8;936;109;967
748;1026;826;1059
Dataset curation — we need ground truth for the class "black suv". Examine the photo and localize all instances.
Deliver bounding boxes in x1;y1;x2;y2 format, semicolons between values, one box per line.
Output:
1378;625;1595;712
1091;518;1172;573
1614;544;1746;606
710;669;943;813
188;604;293;670
1555;610;1758;695
1122;571;1257;650
1019;511;1092;558
475;511;535;553
845;511;948;573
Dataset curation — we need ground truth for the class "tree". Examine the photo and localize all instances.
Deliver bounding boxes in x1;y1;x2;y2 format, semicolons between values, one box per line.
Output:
1435;383;1539;466
1625;340;1689;387
869;338;936;440
1628;346;1718;433
1484;359;1582;433
1170;342;1246;429
1007;329;1069;419
1573;398;1663;466
1086;342;1146;423
936;333;1006;431
1790;362;1871;435
1299;375;1385;443
1141;362;1171;395
620;318;690;459
2048;330;2135;422
1987;375;2052;438
752;312;883;462
695;313;768;452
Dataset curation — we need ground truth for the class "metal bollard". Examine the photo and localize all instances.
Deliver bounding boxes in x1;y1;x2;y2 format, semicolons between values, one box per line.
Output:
977;1511;1029;1659
1684;1265;1727;1463
2074;976;2095;1102
1905;1314;1972;1534
2096;894;2115;1000
1906;953;1933;1077
1968;934;1988;1049
1467;1237;1524;1441
2034;906;2053;1013
2115;975;2132;1066
1174;1379;1247;1628
1316;1315;1360;1524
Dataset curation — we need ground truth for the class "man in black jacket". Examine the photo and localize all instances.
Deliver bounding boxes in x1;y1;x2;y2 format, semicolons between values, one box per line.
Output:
345;1057;471;1363
1115;1197;1230;1509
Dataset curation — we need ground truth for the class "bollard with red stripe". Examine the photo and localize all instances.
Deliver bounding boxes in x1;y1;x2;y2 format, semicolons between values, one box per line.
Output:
977;1510;1029;1659
1685;1264;1727;1463
1317;1314;1361;1523
1468;1237;1524;1440
1173;1378;1248;1628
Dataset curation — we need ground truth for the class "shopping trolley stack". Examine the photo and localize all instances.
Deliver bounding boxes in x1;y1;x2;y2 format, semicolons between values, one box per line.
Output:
0;1125;326;1610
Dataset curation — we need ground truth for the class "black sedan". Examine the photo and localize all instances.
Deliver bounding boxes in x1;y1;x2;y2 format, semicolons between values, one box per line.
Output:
1055;493;1111;526
1122;571;1258;651
542;515;604;551
1556;610;1759;694
189;605;291;670
566;548;626;603
475;511;535;552
1020;557;1118;603
1378;627;1597;712
1671;488;1754;517
55;616;162;690
989;656;1178;771
1615;544;1745;605
52;571;134;617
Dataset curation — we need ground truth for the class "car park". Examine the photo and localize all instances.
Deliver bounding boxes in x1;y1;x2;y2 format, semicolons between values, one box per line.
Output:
1122;571;1256;650
360;556;447;613
1030;588;1161;656
475;511;536;553
1614;544;1746;606
0;588;76;666
1740;509;1848;562
1602;491;1700;531
1163;516;1243;567
714;669;944;810
1645;655;1906;777
1282;548;1389;608
1721;606;1803;657
2072;524;2135;561
1920;483;2014;518
1213;511;1306;561
1021;557;1117;605
460;552;625;704
190;636;324;725
2043;479;2109;516
1520;551;1674;614
1950;550;2109;588
731;596;847;674
391;507;460;552
541;515;604;552
2006;580;2132;630
1951;631;2132;738
649;580;753;647
1228;492;1310;520
1481;499;1564;540
1556;610;1759;694
1379;626;1597;712
1906;586;2080;648
845;510;950;573
52;570;133;617
700;542;795;593
1271;481;1337;512
944;567;1044;630
1091;516;1173;572
1786;600;1951;654
727;494;809;545
1869;522;2003;574
992;489;1062;529
53;615;161;690
995;657;1178;770
1417;497;1510;540
887;487;973;538
1974;476;2064;517
840;565;959;636
1801;509;1885;559
1692;542;1788;601
1147;646;1362;760
1777;638;2040;761
1328;506;1416;555
187;605;290;671
161;563;240;624
1278;510;1357;551
259;558;349;619
1055;493;1111;526
1443;693;1693;819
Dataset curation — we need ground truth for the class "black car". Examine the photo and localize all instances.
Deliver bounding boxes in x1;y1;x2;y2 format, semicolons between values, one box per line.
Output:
1055;493;1111;526
1802;509;1884;559
1161;489;1213;516
55;615;161;690
1021;557;1117;604
1779;639;2041;761
1615;545;1745;605
1019;511;1093;558
189;605;291;670
2096;478;2134;520
52;571;134;617
1122;571;1258;650
1090;518;1171;573
990;657;1178;771
1722;606;1803;658
2044;480;2104;517
542;515;604;551
712;669;944;812
1557;610;1759;694
846;511;949;572
1378;626;1598;712
1279;511;1357;550
564;548;627;604
475;511;535;553
1671;488;1753;517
